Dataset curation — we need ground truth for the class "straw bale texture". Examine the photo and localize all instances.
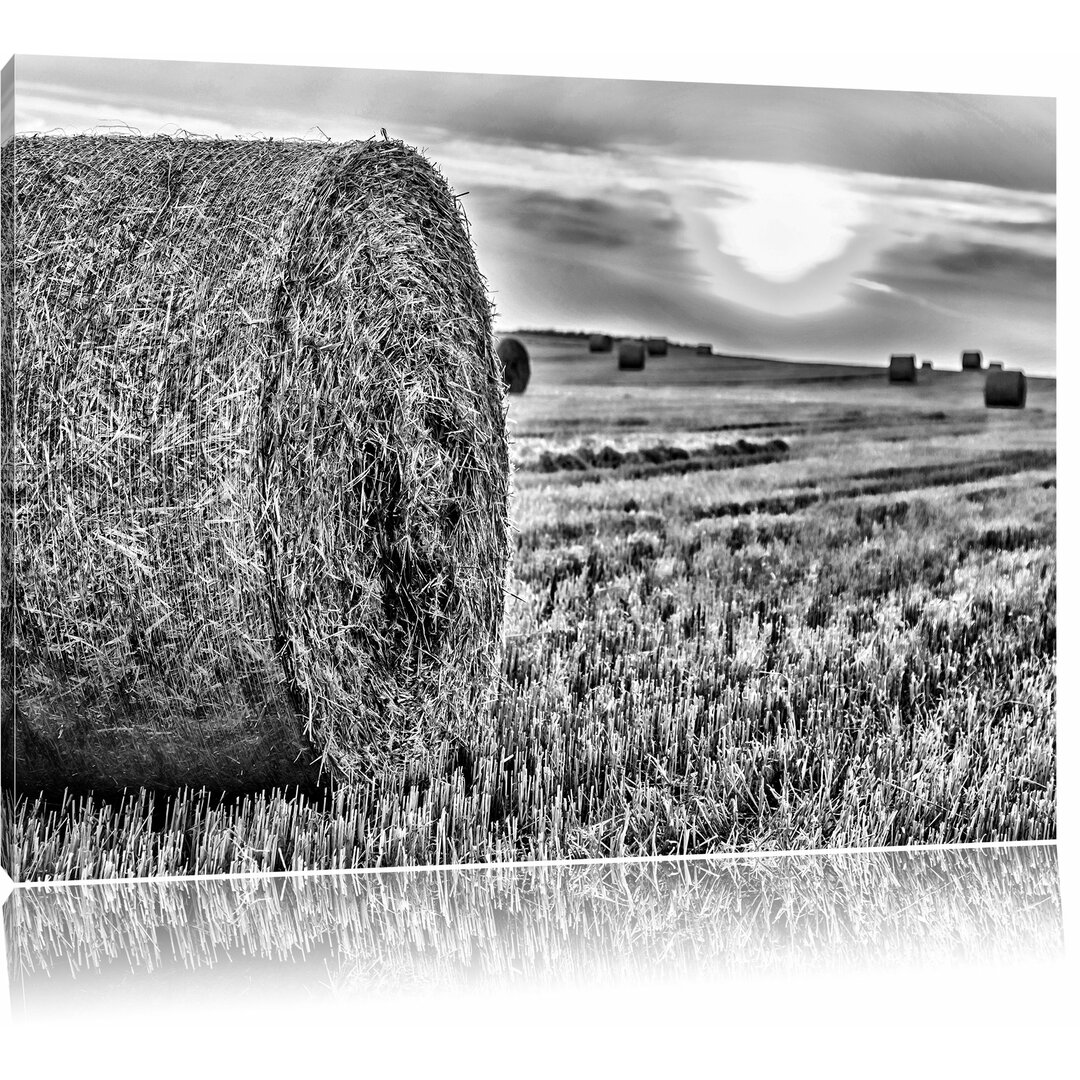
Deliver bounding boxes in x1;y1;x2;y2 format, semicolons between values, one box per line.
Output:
888;354;917;383
984;369;1027;409
497;336;530;394
645;336;668;357
962;350;984;371
617;340;646;370
588;333;613;353
2;133;510;792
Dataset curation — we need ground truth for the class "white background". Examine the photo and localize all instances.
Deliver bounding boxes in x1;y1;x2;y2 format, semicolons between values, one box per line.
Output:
1;4;1075;1076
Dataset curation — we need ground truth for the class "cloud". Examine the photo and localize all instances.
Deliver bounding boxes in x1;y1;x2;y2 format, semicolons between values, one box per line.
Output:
991;216;1056;237
932;242;1056;282
16;56;1056;192
498;191;646;248
11;56;1055;373
850;277;969;319
472;184;682;252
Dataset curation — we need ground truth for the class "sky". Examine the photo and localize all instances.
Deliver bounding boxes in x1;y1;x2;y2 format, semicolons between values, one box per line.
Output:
12;55;1057;373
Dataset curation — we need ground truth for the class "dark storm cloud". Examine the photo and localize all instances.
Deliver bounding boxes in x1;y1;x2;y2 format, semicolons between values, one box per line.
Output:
932;241;1056;281
495;188;680;249
17;55;1055;193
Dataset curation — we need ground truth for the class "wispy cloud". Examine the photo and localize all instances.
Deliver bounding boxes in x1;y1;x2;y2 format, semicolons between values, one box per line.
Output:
850;278;969;319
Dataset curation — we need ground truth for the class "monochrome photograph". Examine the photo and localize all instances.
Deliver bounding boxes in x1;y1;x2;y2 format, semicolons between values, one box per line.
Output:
0;53;1056;882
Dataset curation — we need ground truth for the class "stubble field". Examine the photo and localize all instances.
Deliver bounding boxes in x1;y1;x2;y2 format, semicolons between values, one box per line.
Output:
3;335;1056;880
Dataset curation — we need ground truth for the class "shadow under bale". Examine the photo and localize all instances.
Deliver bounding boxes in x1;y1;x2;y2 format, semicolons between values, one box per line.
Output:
3;133;510;798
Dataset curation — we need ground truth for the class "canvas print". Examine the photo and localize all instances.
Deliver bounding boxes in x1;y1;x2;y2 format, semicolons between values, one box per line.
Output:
0;57;1056;881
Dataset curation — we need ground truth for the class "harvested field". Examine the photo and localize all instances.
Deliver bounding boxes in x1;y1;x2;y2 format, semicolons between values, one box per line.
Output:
3;333;1056;880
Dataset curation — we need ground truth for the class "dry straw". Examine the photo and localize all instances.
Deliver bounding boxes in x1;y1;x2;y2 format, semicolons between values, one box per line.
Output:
2;133;510;792
497;336;530;394
888;354;917;383
588;333;613;353
984;369;1027;409
617;340;646;370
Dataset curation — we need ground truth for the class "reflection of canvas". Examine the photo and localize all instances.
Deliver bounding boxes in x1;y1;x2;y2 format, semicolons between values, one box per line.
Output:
1;56;1056;882
5;845;1063;1012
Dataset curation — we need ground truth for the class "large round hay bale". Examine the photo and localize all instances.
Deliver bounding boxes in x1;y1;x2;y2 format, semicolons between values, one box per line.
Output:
696;343;713;356
617;340;646;370
2;133;510;793
888;354;918;383
497;336;530;394
984;369;1027;409
962;350;984;371
645;336;668;357
988;361;1004;370
588;333;613;353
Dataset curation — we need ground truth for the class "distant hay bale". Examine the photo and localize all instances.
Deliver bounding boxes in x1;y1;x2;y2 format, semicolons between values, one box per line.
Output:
497;336;530;394
617;340;646;370
962;350;984;371
588;333;613;353
2;133;510;793
696;343;713;356
888;354;918;383
988;361;1004;370
984;369;1027;409
645;336;668;357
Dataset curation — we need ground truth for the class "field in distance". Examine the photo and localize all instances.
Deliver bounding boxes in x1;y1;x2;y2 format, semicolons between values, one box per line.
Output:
5;337;1056;879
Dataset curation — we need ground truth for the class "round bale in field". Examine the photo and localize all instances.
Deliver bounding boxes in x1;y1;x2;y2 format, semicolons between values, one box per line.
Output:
498;335;530;394
962;350;984;371
984;369;1027;409
645;336;668;357
988;361;1004;370
889;354;918;383
588;333;613;353
696;343;713;356
618;339;646;370
2;133;510;793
